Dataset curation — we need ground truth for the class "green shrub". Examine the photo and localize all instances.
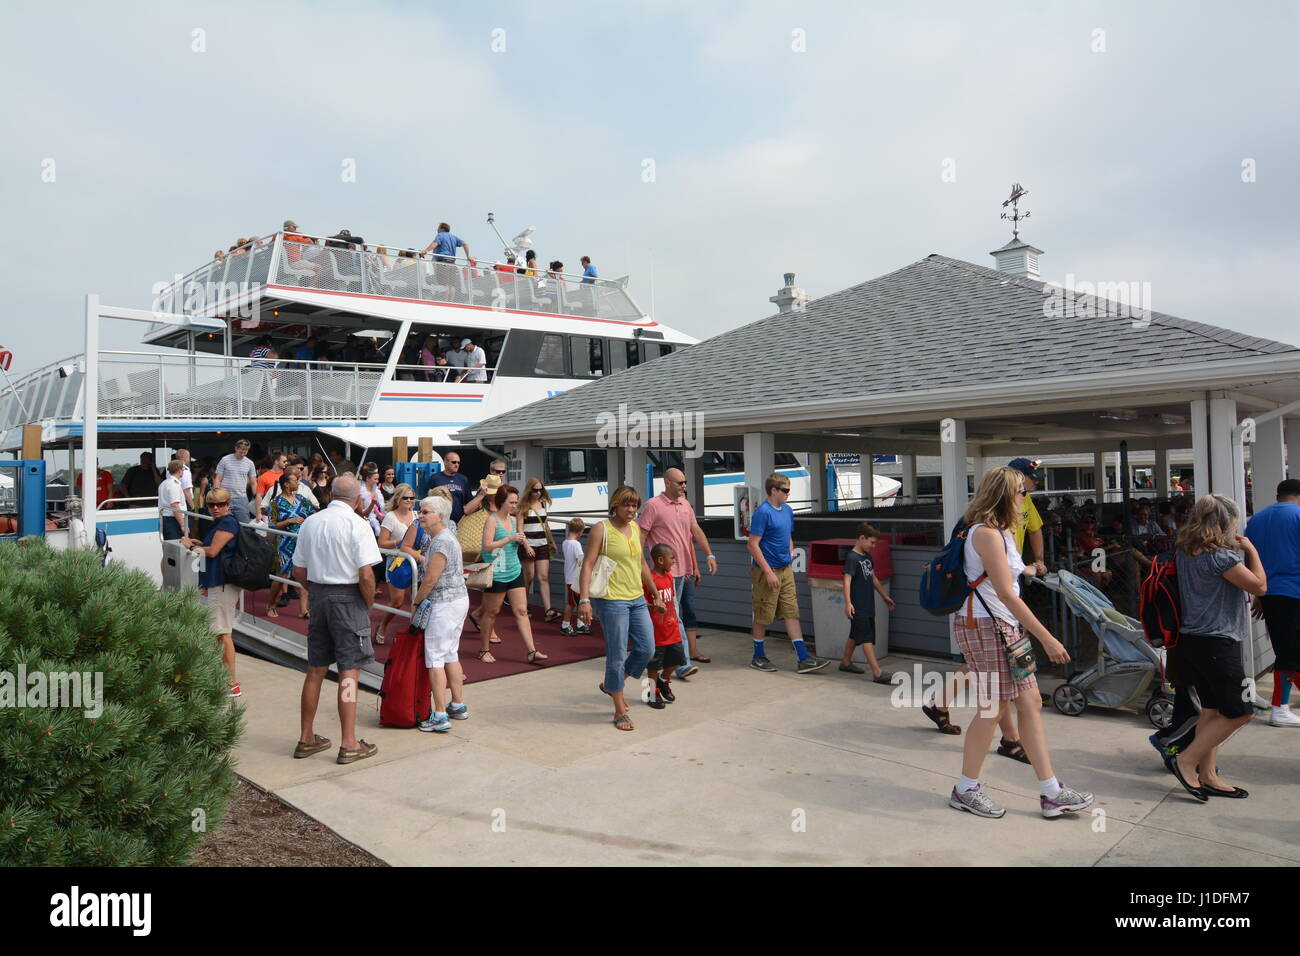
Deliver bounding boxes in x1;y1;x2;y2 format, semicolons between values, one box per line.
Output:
0;540;242;865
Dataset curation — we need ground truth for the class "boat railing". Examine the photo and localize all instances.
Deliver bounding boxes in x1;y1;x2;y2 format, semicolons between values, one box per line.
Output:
152;231;646;325
389;362;495;384
90;350;388;421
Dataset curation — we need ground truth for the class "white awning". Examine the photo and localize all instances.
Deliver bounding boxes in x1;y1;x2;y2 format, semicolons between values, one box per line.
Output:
315;425;461;454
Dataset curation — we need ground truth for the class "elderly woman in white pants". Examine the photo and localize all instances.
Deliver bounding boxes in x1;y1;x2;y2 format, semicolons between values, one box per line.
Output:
410;495;470;734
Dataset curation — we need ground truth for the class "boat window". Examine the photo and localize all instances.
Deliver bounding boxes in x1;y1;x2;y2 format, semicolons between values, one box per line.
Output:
774;453;800;468
644;342;675;361
535;334;567;376
609;339;640;373
544;448;608;485
570;337;605;378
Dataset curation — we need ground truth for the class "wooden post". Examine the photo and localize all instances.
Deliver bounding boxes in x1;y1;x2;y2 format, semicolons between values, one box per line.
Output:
21;424;42;461
417;437;433;463
393;436;409;465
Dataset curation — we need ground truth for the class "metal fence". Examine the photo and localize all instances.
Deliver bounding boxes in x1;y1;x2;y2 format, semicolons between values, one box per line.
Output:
152;232;647;324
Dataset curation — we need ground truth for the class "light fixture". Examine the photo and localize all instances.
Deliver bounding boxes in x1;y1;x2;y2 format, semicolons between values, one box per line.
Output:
1097;409;1139;422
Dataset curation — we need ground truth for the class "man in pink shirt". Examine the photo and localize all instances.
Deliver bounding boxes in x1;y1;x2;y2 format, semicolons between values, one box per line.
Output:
639;466;718;677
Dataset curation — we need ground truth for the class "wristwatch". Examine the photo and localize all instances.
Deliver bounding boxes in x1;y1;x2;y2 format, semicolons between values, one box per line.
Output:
579;598;591;605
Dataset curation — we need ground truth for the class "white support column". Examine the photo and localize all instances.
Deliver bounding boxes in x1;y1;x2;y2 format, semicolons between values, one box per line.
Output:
507;442;545;491
1154;447;1171;499
1208;396;1238;500
807;452;827;512
1093;451;1107;507
939;418;968;656
900;453;916;504
1250;430;1274;491
625;446;650;502
743;432;775;494
1191;396;1210;497
858;453;875;508
684;453;704;517
83;294;100;542
604;446;623;512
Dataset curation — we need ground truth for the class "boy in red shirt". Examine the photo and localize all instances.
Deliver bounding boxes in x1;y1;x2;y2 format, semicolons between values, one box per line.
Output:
645;544;687;709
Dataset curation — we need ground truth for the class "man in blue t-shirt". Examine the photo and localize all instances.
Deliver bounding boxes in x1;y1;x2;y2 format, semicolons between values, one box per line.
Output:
580;256;598;284
1245;478;1300;727
430;451;473;523
421;221;477;266
746;472;829;674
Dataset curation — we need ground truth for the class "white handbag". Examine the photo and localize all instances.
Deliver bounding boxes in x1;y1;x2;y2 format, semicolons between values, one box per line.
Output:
587;520;619;599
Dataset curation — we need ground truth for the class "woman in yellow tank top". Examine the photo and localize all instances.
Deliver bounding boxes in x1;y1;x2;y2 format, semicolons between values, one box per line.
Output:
578;485;665;731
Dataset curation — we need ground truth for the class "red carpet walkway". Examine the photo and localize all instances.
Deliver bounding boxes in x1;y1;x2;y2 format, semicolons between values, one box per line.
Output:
241;587;605;685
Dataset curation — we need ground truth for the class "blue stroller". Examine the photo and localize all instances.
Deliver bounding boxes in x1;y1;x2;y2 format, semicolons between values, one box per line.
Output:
1034;570;1173;729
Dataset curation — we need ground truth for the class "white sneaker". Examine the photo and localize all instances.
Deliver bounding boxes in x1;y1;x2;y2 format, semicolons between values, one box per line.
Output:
1269;706;1300;727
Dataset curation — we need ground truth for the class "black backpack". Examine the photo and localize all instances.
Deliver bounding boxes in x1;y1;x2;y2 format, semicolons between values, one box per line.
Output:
221;525;276;591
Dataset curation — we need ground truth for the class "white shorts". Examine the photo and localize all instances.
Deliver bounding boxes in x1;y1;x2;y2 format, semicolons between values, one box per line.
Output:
205;584;241;635
423;594;469;668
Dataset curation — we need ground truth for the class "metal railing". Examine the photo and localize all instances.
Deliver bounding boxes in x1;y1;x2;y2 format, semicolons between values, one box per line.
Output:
89;351;385;421
152;231;647;325
390;362;496;384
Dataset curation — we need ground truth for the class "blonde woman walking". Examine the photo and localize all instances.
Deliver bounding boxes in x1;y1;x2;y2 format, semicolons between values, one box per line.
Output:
375;483;418;645
948;467;1094;819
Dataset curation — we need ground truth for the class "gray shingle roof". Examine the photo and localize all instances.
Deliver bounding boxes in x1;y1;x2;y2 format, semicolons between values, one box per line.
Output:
463;253;1299;440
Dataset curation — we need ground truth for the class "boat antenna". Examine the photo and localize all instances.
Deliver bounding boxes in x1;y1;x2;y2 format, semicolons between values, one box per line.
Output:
1000;183;1030;239
486;212;534;262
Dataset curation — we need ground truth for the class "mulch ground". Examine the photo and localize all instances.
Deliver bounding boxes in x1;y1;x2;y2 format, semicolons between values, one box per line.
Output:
191;776;386;867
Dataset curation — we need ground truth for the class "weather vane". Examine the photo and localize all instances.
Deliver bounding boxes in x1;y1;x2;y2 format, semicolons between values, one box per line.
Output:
1000;183;1030;238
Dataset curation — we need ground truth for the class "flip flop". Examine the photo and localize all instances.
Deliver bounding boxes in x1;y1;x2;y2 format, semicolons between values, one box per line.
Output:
613;713;634;731
692;655;712;663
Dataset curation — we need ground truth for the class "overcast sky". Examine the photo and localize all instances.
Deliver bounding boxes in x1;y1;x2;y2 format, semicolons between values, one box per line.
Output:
2;0;1298;377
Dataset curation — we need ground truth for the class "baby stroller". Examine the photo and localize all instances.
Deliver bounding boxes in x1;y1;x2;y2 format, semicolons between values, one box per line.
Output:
1034;570;1173;729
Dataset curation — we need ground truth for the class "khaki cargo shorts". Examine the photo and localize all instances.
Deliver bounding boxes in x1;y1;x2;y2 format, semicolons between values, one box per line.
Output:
751;564;798;627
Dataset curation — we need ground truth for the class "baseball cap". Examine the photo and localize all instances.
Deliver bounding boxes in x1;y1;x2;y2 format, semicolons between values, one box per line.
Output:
460;338;472;347
1008;457;1045;482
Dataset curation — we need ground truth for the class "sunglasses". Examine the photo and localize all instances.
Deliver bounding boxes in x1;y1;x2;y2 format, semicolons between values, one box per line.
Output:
401;495;415;500
775;486;791;493
491;469;506;476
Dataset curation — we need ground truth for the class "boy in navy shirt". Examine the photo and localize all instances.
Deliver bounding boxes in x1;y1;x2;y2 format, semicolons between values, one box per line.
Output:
839;522;895;682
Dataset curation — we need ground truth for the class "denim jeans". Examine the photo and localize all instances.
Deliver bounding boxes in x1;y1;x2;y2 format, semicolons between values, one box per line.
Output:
593;595;655;694
228;494;251;524
673;574;697;677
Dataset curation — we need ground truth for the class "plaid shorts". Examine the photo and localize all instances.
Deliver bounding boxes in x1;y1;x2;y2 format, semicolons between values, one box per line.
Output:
953;615;1038;701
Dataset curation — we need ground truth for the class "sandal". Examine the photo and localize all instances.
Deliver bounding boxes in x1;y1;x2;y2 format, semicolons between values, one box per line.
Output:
997;736;1031;764
373;627;386;646
527;649;549;665
544;609;562;623
266;607;279;618
299;610;310;618
692;655;712;663
292;734;331;759
613;712;634;731
489;635;502;644
922;704;962;735
477;650;496;663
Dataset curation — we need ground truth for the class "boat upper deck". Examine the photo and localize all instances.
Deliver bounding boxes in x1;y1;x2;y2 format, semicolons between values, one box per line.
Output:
150;231;648;330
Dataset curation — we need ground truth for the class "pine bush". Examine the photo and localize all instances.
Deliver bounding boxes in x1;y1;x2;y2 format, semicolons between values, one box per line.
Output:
0;539;243;865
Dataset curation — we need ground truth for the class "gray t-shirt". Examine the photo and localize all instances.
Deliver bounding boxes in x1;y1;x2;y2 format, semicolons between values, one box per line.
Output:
1176;548;1248;641
426;528;466;604
215;453;257;499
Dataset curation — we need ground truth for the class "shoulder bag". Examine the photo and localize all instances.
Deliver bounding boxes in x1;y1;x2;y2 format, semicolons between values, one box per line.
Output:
587;520;619;599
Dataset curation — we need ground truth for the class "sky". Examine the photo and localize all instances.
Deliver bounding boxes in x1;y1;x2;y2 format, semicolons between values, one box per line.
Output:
2;0;1299;378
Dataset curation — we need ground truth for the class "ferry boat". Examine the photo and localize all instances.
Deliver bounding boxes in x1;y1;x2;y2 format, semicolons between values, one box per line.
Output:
1;227;892;574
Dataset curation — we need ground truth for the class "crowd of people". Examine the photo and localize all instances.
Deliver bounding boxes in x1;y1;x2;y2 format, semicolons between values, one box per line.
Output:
157;441;1299;819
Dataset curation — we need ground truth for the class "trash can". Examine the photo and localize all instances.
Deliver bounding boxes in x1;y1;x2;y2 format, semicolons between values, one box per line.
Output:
807;537;892;662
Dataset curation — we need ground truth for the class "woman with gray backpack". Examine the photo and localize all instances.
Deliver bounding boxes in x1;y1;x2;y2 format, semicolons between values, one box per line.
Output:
947;467;1095;820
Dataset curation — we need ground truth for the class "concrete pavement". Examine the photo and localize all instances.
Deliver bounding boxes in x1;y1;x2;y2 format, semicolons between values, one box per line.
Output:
228;630;1300;866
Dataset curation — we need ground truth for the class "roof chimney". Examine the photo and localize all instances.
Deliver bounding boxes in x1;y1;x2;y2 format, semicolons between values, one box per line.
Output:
989;236;1044;279
769;272;810;313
